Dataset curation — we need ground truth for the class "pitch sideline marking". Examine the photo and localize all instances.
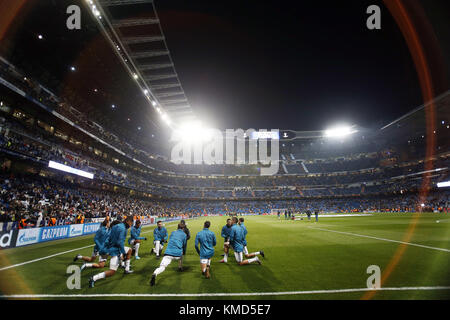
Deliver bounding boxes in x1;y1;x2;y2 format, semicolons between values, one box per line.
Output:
0;221;180;272
1;286;450;298
308;226;450;253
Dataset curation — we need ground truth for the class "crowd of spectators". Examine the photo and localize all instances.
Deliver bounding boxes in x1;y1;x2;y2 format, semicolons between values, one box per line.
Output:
1;171;448;230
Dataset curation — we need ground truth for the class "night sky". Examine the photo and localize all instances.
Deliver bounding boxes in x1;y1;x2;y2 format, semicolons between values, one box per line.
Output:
154;0;449;131
2;0;449;137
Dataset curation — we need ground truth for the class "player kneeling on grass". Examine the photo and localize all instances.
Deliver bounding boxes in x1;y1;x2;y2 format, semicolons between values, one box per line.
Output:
238;218;265;259
152;220;168;259
230;217;261;266
194;221;216;279
89;216;134;288
219;218;232;263
128;220;147;260
150;223;187;286
74;219;110;270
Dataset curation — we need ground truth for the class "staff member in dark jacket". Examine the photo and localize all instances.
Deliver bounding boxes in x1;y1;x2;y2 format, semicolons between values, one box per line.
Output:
180;220;190;257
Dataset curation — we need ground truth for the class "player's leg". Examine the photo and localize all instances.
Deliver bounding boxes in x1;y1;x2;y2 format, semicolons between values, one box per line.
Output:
243;246;265;258
154;240;161;257
236;251;261;266
178;255;183;272
81;254;108;271
220;241;229;263
200;258;211;278
134;240;141;259
150;256;174;286
89;255;117;288
74;249;97;263
123;246;133;273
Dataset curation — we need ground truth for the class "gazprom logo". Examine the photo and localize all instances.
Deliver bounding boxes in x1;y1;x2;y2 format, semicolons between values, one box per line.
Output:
83;223;100;234
17;229;40;246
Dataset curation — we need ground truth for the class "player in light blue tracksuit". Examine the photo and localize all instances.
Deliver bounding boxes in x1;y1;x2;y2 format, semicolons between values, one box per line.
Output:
152;220;168;258
128;220;147;260
195;221;217;278
150;223;187;286
74;219;111;270
219;218;232;263
229;217;261;266
89;216;134;288
238;217;265;259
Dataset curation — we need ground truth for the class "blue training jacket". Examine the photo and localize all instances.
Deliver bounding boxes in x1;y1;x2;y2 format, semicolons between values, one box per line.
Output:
154;226;168;242
164;229;187;257
128;225;145;245
221;225;232;241
94;225;110;254
105;223;128;257
229;224;246;253
195;228;217;259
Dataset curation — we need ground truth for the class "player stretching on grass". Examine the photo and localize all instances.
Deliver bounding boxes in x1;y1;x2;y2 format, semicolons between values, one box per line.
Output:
238;217;265;259
230;217;261;266
195;221;216;279
89;216;134;288
219;218;232;263
151;220;168;259
73;219;110;270
128;219;147;260
150;223;187;286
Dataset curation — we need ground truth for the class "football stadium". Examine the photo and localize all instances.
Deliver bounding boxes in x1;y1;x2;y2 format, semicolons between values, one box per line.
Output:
0;0;449;305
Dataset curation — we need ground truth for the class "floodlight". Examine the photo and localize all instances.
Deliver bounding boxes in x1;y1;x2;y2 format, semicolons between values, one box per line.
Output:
324;126;357;138
161;113;171;125
174;121;214;142
437;181;450;188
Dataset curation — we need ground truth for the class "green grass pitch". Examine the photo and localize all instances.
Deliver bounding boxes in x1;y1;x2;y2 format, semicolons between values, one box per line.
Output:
0;213;449;300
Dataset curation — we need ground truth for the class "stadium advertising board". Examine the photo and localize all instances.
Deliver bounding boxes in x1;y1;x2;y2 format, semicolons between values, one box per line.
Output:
16;228;41;247
40;225;70;242
69;224;84;237
0;229;18;249
83;223;100;235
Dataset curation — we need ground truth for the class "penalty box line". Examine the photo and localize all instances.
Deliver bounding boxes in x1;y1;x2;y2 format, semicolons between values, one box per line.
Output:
308;226;450;253
1;286;450;298
0;221;181;272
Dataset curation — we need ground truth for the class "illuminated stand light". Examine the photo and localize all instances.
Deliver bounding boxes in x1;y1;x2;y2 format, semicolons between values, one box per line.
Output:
174;121;213;142
437;181;450;188
324;126;358;138
161;113;171;125
48;161;94;179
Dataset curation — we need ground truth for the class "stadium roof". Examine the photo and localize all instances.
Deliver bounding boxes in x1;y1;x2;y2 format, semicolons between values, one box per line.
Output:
88;0;197;125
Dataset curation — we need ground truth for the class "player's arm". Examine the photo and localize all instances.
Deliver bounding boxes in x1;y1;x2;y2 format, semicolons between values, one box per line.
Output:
182;234;187;255
163;228;168;242
221;226;227;239
194;234;200;255
94;230;103;249
212;233;217;247
118;227;127;255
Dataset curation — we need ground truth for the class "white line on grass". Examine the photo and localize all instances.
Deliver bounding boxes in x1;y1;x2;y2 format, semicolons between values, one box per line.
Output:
0;221;180;272
0;244;95;272
308;226;450;253
1;286;450;298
